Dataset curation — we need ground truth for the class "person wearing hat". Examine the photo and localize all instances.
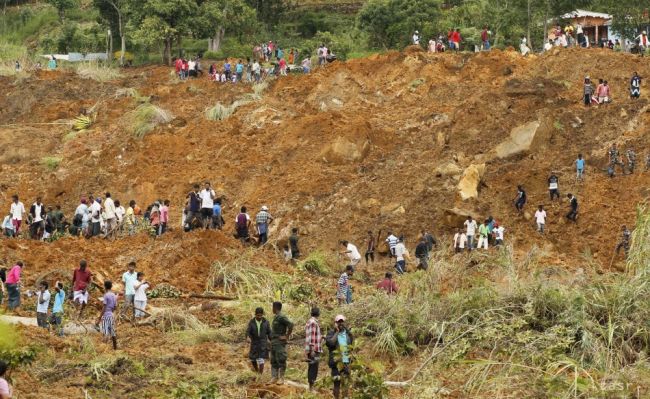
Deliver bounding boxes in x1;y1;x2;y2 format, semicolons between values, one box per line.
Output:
246;307;271;375
304;307;322;391
270;301;293;384
255;206;274;245
326;314;354;399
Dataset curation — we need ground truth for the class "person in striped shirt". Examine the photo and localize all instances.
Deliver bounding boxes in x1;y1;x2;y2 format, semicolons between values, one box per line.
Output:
304;307;322;391
255;206;274;245
337;265;354;305
385;232;398;258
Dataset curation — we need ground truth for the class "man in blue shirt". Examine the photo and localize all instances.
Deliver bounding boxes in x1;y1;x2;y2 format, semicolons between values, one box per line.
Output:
51;281;65;336
224;62;232;81
212;199;223;230
235;60;244;82
576;154;585;181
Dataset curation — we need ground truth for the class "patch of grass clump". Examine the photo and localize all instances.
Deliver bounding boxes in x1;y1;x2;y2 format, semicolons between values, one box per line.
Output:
76;62;122;82
41;156;62;170
205;103;233;121
297;251;331;275
128;103;174;138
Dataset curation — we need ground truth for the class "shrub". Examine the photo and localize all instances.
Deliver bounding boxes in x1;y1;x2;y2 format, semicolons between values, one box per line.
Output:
298;251;331;276
205;103;234;121
41;156;62;170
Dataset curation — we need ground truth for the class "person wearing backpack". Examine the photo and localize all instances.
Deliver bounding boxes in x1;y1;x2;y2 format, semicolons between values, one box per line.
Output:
235;206;251;244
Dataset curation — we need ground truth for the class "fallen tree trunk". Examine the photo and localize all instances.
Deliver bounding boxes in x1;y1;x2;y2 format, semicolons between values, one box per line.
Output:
0;315;97;335
187;293;238;300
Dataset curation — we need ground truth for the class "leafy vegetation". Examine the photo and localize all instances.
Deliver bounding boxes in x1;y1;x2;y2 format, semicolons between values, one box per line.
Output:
41;156;63;170
127;103;174;138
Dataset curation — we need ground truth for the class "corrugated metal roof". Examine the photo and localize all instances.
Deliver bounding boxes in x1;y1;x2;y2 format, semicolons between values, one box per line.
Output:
561;9;612;20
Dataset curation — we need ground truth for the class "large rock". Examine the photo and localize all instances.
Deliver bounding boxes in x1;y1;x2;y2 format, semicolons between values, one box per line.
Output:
320;136;370;164
457;163;486;200
494;120;540;158
443;208;475;228
436;162;462;177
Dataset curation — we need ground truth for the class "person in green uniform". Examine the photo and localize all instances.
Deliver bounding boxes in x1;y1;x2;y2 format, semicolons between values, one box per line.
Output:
270;301;293;385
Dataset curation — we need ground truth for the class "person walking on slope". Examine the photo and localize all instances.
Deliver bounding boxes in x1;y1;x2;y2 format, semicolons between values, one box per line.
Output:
615;225;632;259
464;216;477;250
576;154;585;182
597;80;611;105
608;143;624;177
326;314;354;399
481;26;491;50
199;182;215;229
96;280;118;350
514;185;527;214
453;229;467;253
583;77;594;106
477;220;489;250
337;265;354;305
630;72;641;99
339;240;361;267
304;307;322;392
235;206;251;244
289;228;300;259
548;172;560;201
72;259;92;318
535;205;547;233
385;231;398;259
376;272;398;294
270;301;293;385
415;236;429;270
566;193;578;222
626;148;637;174
494;223;505;245
246;307;271;375
394;236;408;274
255;206;274;245
365;230;376;265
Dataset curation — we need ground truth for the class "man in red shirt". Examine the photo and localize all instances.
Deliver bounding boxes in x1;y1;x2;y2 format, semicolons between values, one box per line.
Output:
174;58;183;79
452;29;462;52
481;26;490;51
376;272;398;294
72;259;93;318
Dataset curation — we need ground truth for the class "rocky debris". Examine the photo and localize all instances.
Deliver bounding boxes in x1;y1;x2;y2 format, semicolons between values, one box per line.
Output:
457;163;486;200
494;120;540;159
443;207;475;227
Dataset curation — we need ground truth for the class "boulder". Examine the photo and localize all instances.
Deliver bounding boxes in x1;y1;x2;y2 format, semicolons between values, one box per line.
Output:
494;121;540;158
457;163;486;200
362;198;380;208
380;202;403;216
435;162;462;177
443;208;475;228
320;136;370;164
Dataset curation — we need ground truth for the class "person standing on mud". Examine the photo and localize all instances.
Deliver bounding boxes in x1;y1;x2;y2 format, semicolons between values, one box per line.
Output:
576;154;585;181
186;184;201;231
583;77;594;106
615;225;632;259
535;205;547;233
608;143;624;177
103;193;117;235
121;261;137;316
414;236;429;270
514;185;527;214
5;261;23;311
304;307;322;392
199;182;215;229
289;227;300;259
394;236;408;274
235;206;251;244
630;72;641;99
464;216;477;250
71;260;92;318
626;148;637;174
339;240;361;267
246;307;271;375
211;199;223;230
548;173;560;201
453;228;467;253
255;206;274;245
96;280;118;350
326;314;354;399
566;193;578;222
270;301;293;385
365;230;376;265
385;231;398;259
9;195;25;237
337;265;354;305
90;198;102;237
29;197;46;240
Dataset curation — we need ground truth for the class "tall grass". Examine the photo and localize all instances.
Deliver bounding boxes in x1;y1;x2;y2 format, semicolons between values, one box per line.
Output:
76;62;122;82
127;103;174;138
206;250;282;298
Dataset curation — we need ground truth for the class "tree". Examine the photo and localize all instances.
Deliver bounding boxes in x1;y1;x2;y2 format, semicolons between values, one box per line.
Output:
195;0;256;53
358;0;443;49
597;0;649;39
94;0;129;64
46;0;78;24
128;0;199;65
245;0;286;28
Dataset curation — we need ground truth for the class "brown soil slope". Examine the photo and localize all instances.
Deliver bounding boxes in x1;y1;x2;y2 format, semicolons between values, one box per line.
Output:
0;48;648;272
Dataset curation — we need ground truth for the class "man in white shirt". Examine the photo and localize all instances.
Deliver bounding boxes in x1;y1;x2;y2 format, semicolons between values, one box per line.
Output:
36;281;51;328
453;229;467;253
412;31;420;45
103;192;117;234
494;225;505;245
10;195;25;236
90;198;102;237
394;237;408;274
385;232;398;258
544;40;553;52
114;200;126;224
200;181;216;229
339;240;361;267
534;205;547;233
464;216;477;250
30;197;46;240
